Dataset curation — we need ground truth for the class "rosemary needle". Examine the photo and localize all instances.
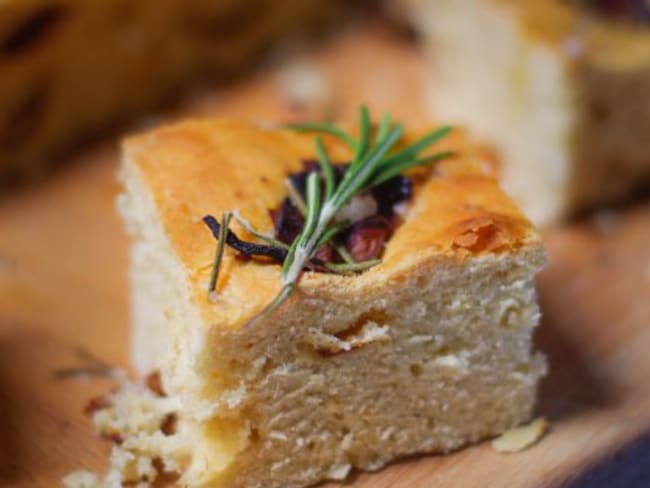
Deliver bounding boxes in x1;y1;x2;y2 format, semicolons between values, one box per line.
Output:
322;259;381;274
208;211;232;300
333;243;355;264
233;211;290;250
284;178;308;216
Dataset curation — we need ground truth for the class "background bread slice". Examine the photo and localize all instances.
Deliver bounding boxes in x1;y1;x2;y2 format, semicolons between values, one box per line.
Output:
114;119;546;487
400;0;650;225
0;0;338;180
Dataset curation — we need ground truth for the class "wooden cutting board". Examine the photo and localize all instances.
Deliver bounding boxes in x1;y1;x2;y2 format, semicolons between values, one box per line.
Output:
1;23;649;488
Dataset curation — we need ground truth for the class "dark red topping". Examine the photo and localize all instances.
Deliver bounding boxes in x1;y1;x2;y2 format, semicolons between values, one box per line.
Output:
314;242;336;263
344;216;391;262
272;198;304;245
290;160;347;200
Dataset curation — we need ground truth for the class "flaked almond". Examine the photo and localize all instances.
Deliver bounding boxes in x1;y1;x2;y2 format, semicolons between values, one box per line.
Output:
491;417;548;453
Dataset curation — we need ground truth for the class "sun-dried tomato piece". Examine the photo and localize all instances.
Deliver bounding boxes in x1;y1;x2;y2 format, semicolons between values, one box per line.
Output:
314;243;336;263
273;198;304;245
344;216;391;262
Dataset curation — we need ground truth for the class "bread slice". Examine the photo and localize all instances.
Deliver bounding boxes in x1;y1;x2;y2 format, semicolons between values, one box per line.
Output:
116;119;546;487
401;0;650;225
0;0;336;180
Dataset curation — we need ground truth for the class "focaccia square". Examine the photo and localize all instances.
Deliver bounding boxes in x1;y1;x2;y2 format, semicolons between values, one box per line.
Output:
114;119;546;487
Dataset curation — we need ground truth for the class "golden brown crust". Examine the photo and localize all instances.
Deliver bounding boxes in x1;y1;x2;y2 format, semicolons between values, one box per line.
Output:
123;119;541;328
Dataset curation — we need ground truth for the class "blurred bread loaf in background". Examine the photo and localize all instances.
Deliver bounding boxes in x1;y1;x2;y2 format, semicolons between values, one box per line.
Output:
0;0;339;181
4;0;650;227
399;0;650;225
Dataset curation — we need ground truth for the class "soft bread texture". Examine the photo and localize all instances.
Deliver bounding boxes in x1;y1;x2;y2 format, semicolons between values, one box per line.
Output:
402;0;650;225
117;119;546;487
0;0;336;180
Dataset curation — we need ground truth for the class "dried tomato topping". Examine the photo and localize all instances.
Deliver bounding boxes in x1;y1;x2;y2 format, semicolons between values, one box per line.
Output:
344;216;391;262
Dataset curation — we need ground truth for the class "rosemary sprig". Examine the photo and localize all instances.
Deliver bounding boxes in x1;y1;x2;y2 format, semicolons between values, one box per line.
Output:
250;106;453;324
204;107;453;321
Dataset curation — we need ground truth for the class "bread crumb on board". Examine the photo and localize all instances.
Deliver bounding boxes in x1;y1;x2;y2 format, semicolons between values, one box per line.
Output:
62;470;99;488
63;374;185;488
491;418;549;453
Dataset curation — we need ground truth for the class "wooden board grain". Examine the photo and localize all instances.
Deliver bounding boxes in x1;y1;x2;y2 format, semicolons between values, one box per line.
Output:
0;23;649;487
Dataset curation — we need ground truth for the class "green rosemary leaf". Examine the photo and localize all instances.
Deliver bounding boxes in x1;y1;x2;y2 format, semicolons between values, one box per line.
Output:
333;124;404;209
333;243;355;264
281;176;331;286
355;106;371;161
251;283;295;326
370;150;456;187
375;113;392;145
282;238;300;276
288;122;357;151
300;171;322;245
345;106;373;179
284;178;307;216
315;136;335;201
283;171;322;284
208;211;232;298
322;259;381;274
233;212;290;250
379;125;453;169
